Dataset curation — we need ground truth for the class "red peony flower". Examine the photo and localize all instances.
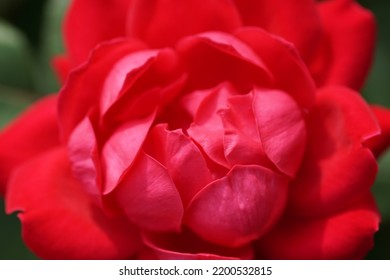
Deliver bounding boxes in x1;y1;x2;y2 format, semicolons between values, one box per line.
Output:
0;0;389;259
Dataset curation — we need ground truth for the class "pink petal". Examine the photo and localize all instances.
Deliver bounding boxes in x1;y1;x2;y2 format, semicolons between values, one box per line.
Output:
6;148;141;259
68;116;101;199
126;0;242;47
314;0;376;89
64;0;131;65
0;95;59;195
185;165;289;247
256;196;379;259
145;124;213;207
102;111;156;194
235;27;316;109
252;88;307;177
289;86;380;216
142;228;254;260
112;152;183;232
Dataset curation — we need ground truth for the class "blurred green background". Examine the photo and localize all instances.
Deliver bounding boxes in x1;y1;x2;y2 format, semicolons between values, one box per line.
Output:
0;0;389;259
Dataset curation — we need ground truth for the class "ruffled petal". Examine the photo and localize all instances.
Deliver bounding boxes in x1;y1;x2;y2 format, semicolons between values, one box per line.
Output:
176;32;272;92
187;83;236;168
366;105;390;157
235;27;316;109
256;196;379;259
6;148;141;259
314;0;376;89
142;228;254;260
113;152;183;232
0;95;59;195
185;165;289;247
219;93;272;168
145;124;213;207
58;39;146;141
64;0;132;65
289;87;380;216
126;0;242;47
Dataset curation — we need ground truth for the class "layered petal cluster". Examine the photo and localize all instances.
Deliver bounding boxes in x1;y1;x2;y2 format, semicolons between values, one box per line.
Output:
0;0;386;259
53;0;390;155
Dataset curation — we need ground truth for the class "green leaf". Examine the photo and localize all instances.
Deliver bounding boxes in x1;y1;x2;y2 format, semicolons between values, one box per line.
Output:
0;19;33;90
34;0;70;94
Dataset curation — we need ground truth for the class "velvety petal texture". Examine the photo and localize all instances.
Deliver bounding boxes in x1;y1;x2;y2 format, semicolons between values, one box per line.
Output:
289;87;379;216
65;0;132;65
257;197;379;259
6;148;141;259
0;95;59;195
127;0;242;48
313;0;376;89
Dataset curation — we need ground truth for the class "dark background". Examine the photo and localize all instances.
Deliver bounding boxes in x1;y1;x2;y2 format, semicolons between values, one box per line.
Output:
0;0;389;259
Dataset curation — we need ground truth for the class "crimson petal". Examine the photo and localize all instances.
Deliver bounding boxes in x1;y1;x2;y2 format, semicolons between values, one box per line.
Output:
0;95;59;195
6;148;141;259
366;105;390;158
126;0;242;47
256;196;379;259
64;0;132;65
289;87;380;216
315;0;376;89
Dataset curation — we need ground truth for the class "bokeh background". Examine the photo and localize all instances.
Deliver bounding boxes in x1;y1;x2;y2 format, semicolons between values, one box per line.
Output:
0;0;389;259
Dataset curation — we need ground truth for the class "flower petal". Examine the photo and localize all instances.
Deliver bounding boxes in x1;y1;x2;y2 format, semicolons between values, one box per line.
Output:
0;95;59;195
252;88;306;177
289;87;380;216
235;27;316;109
176;32;272;92
366;105;390;158
102;111;156;194
256;196;379;259
142;228;254;260
68;116;101;199
126;0;242;47
145;124;213;207
233;0;322;64
219;93;274;169
185;165;289;247
314;0;376;89
113;152;183;232
64;0;132;65
6;148;141;259
187;83;236;168
59;39;146;141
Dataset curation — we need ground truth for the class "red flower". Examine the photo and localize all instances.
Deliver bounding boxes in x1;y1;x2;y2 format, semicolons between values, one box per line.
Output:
0;0;388;259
